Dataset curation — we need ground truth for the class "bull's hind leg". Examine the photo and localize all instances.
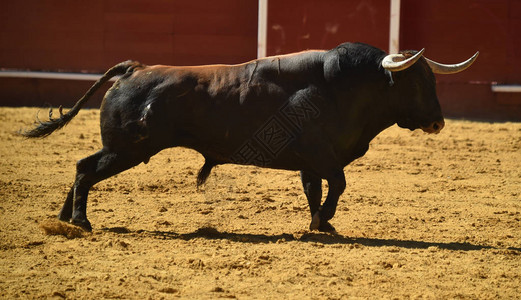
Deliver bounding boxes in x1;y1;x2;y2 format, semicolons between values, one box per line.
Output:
58;148;146;231
57;187;75;222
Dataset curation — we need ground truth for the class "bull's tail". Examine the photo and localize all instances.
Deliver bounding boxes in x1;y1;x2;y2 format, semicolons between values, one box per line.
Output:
21;60;142;138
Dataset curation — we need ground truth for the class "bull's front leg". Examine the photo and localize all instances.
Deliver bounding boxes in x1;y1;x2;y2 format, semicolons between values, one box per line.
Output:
310;170;346;233
300;171;322;218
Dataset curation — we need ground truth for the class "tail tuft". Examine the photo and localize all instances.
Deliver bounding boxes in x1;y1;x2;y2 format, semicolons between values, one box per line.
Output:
21;108;75;138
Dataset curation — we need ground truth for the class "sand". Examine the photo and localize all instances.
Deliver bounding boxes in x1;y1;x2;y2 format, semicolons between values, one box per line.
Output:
1;107;520;299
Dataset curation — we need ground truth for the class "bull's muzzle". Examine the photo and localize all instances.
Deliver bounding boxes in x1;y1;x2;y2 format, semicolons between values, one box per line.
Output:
421;119;445;134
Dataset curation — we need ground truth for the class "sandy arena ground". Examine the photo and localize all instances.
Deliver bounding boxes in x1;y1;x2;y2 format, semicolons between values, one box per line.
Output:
0;107;520;299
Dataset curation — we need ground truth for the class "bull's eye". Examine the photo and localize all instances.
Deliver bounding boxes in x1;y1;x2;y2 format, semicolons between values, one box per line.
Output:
433;123;439;130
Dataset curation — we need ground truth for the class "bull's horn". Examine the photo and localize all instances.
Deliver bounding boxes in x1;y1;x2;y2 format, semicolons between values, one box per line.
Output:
381;48;425;72
425;51;479;74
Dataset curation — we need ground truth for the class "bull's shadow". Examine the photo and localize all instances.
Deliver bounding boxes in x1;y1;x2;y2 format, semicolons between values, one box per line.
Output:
101;226;520;252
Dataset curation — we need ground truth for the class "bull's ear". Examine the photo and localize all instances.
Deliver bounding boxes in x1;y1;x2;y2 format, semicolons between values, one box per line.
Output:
323;49;342;82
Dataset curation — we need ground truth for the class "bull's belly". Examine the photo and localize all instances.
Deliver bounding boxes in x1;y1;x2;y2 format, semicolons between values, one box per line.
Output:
192;142;309;171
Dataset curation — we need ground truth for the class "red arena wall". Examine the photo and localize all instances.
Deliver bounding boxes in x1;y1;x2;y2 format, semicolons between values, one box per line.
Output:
0;0;258;107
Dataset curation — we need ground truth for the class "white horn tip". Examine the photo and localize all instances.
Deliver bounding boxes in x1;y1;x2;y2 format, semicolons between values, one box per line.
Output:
425;50;480;74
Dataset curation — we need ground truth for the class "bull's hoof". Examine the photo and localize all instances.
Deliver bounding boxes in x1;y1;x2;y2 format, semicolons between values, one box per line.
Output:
57;210;72;222
309;211;337;233
310;211;321;230
317;221;336;233
69;218;93;232
57;213;69;222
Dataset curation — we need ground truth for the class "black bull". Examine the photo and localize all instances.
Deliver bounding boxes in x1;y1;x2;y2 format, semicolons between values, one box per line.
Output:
23;42;478;232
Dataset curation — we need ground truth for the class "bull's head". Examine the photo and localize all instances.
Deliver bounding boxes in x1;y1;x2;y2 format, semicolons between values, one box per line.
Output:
381;49;479;134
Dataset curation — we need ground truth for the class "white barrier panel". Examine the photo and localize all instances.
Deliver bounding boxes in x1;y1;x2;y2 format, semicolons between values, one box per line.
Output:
0;71;118;82
491;85;521;93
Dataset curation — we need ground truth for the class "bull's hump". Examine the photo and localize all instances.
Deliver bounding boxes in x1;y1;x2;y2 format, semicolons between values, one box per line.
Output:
257;49;326;61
